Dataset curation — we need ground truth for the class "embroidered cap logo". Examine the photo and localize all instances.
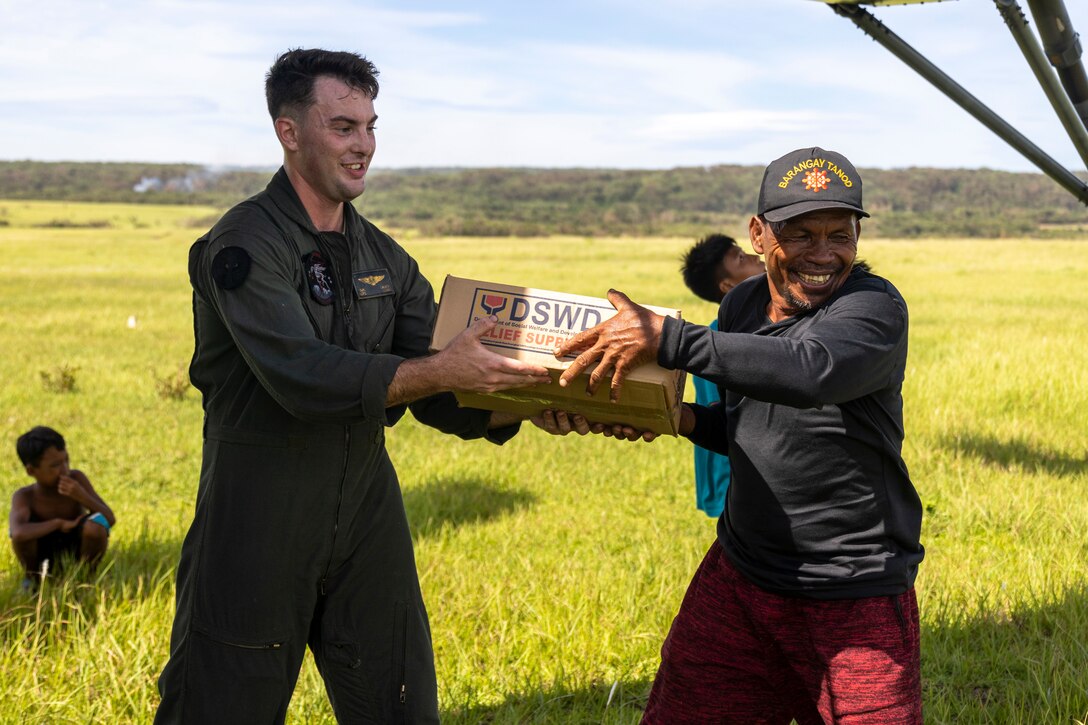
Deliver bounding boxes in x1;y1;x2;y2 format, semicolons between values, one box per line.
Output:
804;169;830;192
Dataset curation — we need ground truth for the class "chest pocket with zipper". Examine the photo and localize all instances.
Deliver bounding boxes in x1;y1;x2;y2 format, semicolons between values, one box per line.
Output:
353;291;396;354
252;198;400;354
289;233;399;354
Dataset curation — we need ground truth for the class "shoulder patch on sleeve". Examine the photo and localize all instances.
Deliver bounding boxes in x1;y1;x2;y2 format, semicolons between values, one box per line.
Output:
211;246;251;290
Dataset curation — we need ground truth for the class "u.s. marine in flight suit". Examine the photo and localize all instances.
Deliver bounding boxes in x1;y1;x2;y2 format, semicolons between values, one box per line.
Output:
154;49;551;725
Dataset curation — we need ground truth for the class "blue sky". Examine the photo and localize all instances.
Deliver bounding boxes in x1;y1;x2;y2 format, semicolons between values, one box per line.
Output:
3;0;1085;173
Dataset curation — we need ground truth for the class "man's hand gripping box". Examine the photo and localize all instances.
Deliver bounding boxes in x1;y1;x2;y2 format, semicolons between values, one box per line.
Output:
430;275;686;435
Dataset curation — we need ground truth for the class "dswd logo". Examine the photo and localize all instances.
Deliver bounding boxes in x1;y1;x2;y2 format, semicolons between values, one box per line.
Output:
479;294;508;316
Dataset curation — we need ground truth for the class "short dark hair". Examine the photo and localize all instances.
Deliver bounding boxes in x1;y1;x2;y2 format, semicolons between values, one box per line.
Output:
681;234;739;303
16;426;65;466
265;48;380;121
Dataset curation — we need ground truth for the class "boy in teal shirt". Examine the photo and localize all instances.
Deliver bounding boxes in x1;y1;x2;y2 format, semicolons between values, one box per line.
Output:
680;235;765;516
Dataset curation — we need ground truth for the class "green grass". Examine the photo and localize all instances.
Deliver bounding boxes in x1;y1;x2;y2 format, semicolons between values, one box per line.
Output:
0;201;1086;723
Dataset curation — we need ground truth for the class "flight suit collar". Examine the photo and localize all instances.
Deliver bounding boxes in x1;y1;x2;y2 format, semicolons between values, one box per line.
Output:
265;167;366;241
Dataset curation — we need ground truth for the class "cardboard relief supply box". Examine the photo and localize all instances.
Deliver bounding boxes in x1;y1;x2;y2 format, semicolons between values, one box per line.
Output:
430;275;687;435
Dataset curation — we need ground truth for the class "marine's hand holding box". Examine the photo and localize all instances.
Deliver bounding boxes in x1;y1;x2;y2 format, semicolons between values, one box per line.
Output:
430;276;686;435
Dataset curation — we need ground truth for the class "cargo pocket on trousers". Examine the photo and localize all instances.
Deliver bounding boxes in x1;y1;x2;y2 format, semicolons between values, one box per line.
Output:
325;640;363;671
193;623;286;651
186;626;290;714
320;636;384;722
318;600;421;723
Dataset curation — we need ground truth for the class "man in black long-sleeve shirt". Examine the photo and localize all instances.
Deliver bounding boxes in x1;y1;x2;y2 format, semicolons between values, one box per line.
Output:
551;147;924;723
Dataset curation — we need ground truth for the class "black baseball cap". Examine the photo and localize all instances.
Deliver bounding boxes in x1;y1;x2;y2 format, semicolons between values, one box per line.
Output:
757;146;869;222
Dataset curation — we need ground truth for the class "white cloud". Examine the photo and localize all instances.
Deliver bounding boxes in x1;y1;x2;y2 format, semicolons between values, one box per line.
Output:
1;0;1083;173
637;110;815;140
545;44;757;110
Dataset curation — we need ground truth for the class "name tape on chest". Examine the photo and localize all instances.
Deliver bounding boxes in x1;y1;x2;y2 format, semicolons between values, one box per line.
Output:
352;268;394;299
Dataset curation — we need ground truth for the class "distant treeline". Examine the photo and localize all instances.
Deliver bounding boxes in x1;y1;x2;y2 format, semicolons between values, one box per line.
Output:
1;160;1085;238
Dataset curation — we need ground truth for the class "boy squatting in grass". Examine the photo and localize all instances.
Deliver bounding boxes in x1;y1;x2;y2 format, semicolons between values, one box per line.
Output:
8;426;116;590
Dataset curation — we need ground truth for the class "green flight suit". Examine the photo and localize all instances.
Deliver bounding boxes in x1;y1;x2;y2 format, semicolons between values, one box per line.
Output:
156;169;515;724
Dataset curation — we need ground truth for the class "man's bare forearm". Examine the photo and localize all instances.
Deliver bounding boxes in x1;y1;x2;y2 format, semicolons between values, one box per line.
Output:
679;403;696;436
488;411;524;429
385;355;444;408
385;319;554;410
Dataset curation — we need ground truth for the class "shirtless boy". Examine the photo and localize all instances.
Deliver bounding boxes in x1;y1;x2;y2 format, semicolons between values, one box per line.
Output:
9;426;115;589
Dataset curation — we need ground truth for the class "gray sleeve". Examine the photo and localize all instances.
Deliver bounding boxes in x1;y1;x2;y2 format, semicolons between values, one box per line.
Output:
659;286;908;409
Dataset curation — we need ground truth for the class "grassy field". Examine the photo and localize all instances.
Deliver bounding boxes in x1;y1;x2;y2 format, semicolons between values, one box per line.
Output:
0;198;1086;724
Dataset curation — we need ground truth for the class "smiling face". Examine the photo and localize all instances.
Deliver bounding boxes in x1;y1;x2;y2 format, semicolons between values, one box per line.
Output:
750;209;859;322
277;75;377;229
26;446;70;488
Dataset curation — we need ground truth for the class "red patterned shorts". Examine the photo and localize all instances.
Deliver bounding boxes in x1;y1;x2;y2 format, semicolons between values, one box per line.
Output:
641;541;922;724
